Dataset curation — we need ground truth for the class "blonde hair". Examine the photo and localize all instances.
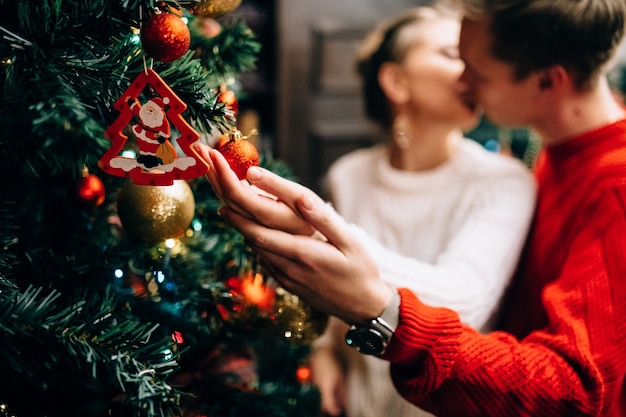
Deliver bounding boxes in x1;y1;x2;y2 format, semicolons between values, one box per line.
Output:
356;4;459;128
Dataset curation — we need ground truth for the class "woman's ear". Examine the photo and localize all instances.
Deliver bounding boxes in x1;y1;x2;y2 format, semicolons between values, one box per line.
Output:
378;62;410;104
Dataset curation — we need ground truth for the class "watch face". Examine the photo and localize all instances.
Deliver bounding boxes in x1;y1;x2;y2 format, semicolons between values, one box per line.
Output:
345;327;387;356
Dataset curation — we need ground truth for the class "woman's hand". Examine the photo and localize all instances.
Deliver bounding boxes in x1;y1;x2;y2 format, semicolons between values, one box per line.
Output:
195;142;315;236
199;145;392;324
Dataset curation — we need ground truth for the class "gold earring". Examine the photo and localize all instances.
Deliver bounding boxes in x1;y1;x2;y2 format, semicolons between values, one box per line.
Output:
392;114;410;150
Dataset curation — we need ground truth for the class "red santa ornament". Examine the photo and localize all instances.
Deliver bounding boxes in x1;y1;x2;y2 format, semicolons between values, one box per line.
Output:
129;96;178;169
99;68;209;186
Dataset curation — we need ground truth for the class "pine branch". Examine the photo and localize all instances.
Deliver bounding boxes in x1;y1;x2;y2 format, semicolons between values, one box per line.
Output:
0;1;318;416
0;1;258;177
0;283;183;416
189;18;262;81
156;52;232;134
198;381;321;417
0;202;18;273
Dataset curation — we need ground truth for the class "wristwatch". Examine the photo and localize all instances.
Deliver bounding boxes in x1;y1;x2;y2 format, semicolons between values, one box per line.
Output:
345;289;400;356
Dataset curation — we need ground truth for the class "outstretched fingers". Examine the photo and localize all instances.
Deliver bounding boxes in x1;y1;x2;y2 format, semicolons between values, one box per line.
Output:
219;205;314;264
221;201;390;323
294;192;359;256
207;148;314;235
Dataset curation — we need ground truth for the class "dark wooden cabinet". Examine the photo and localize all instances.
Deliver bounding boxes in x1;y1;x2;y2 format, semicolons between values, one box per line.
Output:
228;0;278;153
233;0;426;189
275;0;419;190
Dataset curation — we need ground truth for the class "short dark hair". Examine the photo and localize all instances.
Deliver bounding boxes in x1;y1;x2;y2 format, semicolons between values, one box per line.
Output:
452;0;626;89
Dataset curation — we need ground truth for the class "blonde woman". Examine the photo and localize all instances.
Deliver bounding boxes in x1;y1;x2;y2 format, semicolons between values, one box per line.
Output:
312;5;535;417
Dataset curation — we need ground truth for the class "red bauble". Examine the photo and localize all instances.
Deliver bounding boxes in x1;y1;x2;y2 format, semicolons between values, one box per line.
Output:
217;89;238;117
141;12;191;62
296;365;312;383
217;135;259;180
76;174;106;208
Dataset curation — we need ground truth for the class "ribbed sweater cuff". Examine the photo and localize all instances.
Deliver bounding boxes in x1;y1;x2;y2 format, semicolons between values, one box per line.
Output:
383;288;462;369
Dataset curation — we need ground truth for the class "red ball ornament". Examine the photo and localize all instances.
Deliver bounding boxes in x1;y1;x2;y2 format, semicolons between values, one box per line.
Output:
171;330;184;344
217;89;238;118
217;129;260;180
76;174;106;208
296;365;312;383
141;11;191;62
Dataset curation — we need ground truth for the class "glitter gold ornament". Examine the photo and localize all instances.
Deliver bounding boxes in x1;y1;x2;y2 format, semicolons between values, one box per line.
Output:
117;180;195;243
189;0;243;18
272;287;328;346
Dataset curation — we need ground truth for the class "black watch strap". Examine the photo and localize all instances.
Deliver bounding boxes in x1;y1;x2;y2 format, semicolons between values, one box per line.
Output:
345;289;400;356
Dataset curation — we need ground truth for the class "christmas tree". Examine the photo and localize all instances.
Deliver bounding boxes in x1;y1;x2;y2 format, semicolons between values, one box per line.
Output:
0;1;324;416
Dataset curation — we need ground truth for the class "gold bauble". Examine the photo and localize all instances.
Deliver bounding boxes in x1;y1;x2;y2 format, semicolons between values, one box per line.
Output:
190;0;243;18
117;180;195;244
272;287;329;346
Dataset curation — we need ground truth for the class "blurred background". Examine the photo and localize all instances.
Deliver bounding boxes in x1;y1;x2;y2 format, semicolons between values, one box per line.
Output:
235;0;539;192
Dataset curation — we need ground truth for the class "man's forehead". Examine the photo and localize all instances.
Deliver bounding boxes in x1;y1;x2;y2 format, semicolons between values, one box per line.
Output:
459;17;490;40
459;18;491;56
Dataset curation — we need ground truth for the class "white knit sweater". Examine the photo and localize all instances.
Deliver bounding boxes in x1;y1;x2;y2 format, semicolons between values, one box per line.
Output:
318;139;537;417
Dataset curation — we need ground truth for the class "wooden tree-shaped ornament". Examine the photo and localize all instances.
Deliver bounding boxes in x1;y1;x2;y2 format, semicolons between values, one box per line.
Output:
99;68;209;186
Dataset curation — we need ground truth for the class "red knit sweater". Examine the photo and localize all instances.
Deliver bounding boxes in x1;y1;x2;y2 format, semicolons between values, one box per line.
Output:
384;119;626;416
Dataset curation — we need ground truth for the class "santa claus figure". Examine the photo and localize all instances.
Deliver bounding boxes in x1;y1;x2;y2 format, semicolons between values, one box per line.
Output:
128;97;177;169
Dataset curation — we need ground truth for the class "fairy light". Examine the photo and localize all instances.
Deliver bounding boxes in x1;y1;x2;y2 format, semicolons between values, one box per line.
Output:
192;218;203;231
